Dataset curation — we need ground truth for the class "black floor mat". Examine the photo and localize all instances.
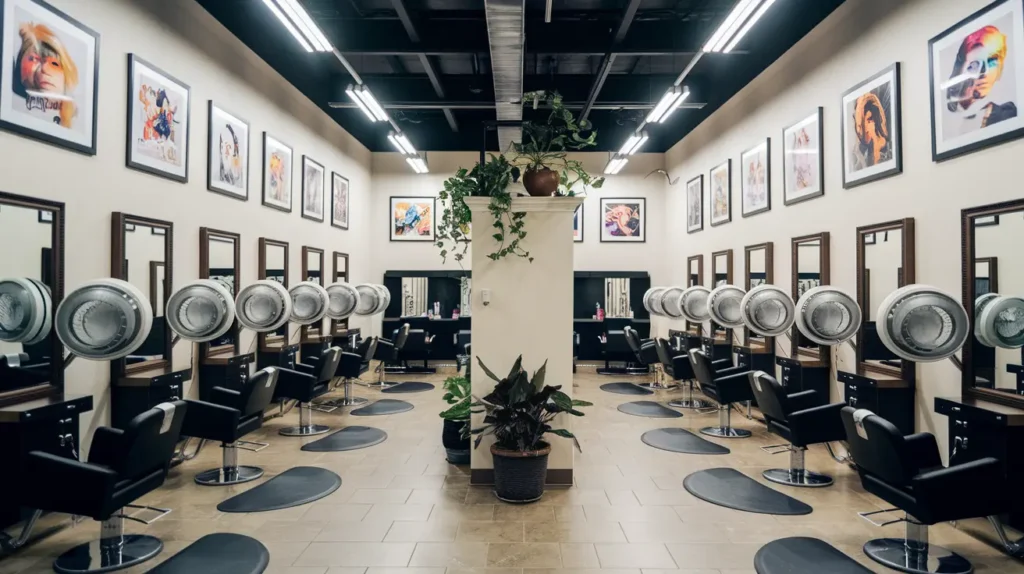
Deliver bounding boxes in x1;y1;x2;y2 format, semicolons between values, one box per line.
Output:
217;467;341;513
381;382;436;393
351;399;414;416
596;368;648;376
683;468;812;515
754;537;872;574
600;382;654;395
641;428;730;454
618;401;683;418
146;533;269;573
301;426;388;452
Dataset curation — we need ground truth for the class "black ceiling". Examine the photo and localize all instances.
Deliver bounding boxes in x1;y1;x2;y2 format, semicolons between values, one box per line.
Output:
196;0;845;153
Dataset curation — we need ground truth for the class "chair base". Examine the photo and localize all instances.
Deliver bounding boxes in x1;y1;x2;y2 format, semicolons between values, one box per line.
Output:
318;396;369;407
669;398;715;409
54;534;162;574
280;424;331;437
195;465;264;486
700;426;751;439
863;538;972;574
762;468;833;488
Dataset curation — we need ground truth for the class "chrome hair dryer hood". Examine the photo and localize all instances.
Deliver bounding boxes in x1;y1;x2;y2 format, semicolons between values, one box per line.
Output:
354;284;390;316
0;277;52;346
165;279;236;343
643;287;668;317
55;279;153;360
876;285;969;362
326;282;360;321
741;284;795;337
975;293;1024;349
658;287;686;318
289;281;330;325
794;286;861;346
679;286;711;323
707;285;746;329
235;280;292;333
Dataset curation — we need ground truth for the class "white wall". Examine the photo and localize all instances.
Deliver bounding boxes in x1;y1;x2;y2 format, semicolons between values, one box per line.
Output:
661;0;1024;453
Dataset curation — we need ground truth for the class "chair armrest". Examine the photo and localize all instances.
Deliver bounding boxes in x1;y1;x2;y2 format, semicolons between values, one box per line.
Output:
209;386;242;409
294;362;314;374
337;351;363;376
374;339;395;361
711;358;730;367
904;432;943;471
672;355;694;379
714;365;746;378
275;367;315;400
87;427;125;468
786;390;820;413
181;399;241;442
24;451;118;517
788;402;847;445
913;457;1007;515
715;370;755;404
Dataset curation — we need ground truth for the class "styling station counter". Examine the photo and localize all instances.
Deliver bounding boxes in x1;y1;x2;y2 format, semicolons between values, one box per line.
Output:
199;352;255;399
382;316;470;361
575;319;650;361
112;366;192;430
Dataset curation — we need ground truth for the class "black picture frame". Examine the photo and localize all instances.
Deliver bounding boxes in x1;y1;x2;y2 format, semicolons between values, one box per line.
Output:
782;107;825;205
709;159;732;227
261;131;293;213
389;196;436;242
37;209;52;223
125;54;191;183
206;100;250;201
151;226;165;236
573;203;584;242
331;171;350;230
301;155;325;223
599;197;646;242
740;137;771;218
840;63;903;189
686;174;704;234
975;214;1001;227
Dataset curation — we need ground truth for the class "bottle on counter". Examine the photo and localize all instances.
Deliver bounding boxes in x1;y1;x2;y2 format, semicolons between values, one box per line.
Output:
596;302;604;321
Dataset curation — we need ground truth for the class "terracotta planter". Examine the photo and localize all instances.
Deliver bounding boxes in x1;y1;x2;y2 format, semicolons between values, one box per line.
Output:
522;167;559;197
490;442;551;503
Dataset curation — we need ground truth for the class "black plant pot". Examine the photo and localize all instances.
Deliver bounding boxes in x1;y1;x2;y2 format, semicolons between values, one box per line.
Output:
490;442;551;503
442;420;470;465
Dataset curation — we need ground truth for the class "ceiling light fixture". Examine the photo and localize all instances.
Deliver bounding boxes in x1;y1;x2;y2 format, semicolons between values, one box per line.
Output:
604;155;628;175
346;84;376;121
618;130;649;156
703;0;776;53
261;0;312;52
406;156;429;174
646;86;691;124
350;85;388;122
723;0;777;53
261;0;333;52
389;131;417;155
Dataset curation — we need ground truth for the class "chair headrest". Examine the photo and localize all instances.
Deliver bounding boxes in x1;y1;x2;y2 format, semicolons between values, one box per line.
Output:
851;408;874;439
153;402;178;434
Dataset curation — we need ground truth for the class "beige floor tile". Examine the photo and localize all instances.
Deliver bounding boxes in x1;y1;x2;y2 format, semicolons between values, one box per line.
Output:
523;521;626;543
448;569;523;574
364;504;434;522
350;489;414;504
619;521;727;544
294;543;416;567
385;521;459;542
487;543;562;568
582;505;680;523
594;543;677;569
409;542;490;568
364;569;445;574
429;504;497;523
664;543;762;570
493;505;556;522
324;569;367;574
558;544;600;568
255;520;330;542
315;521;395;542
527;570;640;574
302;504;373;522
457;521;525;543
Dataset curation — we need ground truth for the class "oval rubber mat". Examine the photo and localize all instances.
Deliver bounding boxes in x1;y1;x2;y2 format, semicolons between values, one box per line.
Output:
351;399;414;416
641;428;730;454
217;466;341;513
683;468;812;515
301;426;388;452
617;401;683;418
600;382;654;395
146;533;269;573
381;381;435;393
754;537;872;574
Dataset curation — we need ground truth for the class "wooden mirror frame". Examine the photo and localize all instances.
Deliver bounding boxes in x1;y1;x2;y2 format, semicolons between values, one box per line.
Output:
856;218;915;381
332;251;350;335
962;199;1024;409
685;255;704;333
301;246;325;341
111;212;173;376
711;249;734;340
199;227;240;358
0;191;65;407
743;242;774;347
791;231;830;359
258;237;289;350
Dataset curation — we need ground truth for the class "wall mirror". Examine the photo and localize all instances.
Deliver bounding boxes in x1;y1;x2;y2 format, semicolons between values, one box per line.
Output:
332;251;349;334
963;200;1024;408
302;246;324;339
744;242;774;347
605;278;632;318
685;255;704;333
856;218;915;380
791;232;830;357
401;277;428;317
711;249;733;338
200;228;240;357
0;192;65;405
111;212;173;375
259;238;289;348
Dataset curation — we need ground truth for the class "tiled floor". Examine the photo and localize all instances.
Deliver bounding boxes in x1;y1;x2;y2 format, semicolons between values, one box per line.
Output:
7;368;1024;574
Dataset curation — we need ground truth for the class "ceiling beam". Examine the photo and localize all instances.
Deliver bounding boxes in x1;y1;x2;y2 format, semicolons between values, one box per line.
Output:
389;0;458;132
580;0;642;121
329;100;707;111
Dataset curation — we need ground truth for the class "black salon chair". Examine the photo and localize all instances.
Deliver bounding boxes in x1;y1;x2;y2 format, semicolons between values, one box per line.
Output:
602;329;638;373
689;348;753;438
841;407;1007;574
397;329;434;371
656;338;712;409
21;402;187;573
319;337;378;408
624;326;662;388
181;367;279;486
274;347;343;436
747;370;845;487
372;323;410;388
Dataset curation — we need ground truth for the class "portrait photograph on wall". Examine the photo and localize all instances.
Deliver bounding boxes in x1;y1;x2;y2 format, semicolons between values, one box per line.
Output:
331;171;349;230
390;196;435;241
573;203;583;242
841;63;902;188
929;0;1024;161
686;174;703;233
0;0;99;155
301;155;324;222
600;198;645;242
206;101;248;200
782;107;824;205
126;54;190;182
261;132;292;212
709;159;732;226
741;138;771;217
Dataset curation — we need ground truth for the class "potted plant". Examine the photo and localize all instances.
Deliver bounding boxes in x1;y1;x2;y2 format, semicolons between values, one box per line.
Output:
472;355;591;503
439;373;471;464
514;91;605;197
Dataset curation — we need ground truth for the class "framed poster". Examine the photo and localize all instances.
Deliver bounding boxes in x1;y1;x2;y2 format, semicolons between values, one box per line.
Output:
301;155;324;222
709;159;732;226
126;54;190;182
573;203;583;242
600;198;645;242
261;132;292;212
740;138;771;217
331;171;349;230
929;0;1024;161
686;174;703;234
841;63;902;188
783;108;824;205
390;196;435;241
207;101;248;200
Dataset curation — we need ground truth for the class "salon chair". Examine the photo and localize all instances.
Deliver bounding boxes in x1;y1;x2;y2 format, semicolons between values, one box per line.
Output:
396;328;433;370
371;323;410;389
656;338;712;409
319;337;378;408
274;347;343;436
456;330;471;353
689;348;754;438
747;371;845;487
625;326;663;388
841;407;1007;574
21;401;187;573
181;367;279;486
0;352;50;390
602;330;640;372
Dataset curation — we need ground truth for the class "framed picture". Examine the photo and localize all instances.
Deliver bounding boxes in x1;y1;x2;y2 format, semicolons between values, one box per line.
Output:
207;101;248;200
600;198;645;242
0;0;99;155
301;155;325;222
929;0;1024;161
783;107;824;205
741;138;771;217
686;175;703;233
709;159;732;226
573;203;584;242
390;196;435;241
841;63;902;188
37;209;51;223
126;54;190;182
261;132;292;212
331;171;349;230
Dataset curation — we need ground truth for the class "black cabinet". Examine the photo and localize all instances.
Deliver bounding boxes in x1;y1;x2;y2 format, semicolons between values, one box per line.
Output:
199;352;254;399
112;367;192;429
837;369;914;434
776;357;830;406
735;345;774;372
702;336;732;363
258;344;298;371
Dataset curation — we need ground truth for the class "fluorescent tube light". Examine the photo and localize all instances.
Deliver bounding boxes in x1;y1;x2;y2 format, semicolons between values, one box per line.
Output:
406;157;429;174
662;87;690;121
723;0;777;53
354;86;388;122
646;88;683;124
629;134;648;155
704;0;769;53
619;135;641;155
395;133;417;155
261;0;313;52
388;133;405;154
277;0;332;52
346;84;376;121
604;156;628;175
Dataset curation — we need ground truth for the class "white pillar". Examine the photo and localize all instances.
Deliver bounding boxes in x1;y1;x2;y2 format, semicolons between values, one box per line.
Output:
465;196;581;486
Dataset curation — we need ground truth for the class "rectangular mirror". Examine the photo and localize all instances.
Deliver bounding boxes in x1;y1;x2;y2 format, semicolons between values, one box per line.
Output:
604;278;632;318
711;249;733;337
401;277;428;317
302;246;324;339
259;237;289;348
686;255;703;333
112;213;172;375
332;251;349;334
0;192;65;405
744;242;774;346
200;228;240;357
791;232;830;357
856;218;915;379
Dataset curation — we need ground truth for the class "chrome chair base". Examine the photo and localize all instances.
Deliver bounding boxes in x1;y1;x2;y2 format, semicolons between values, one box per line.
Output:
194;465;264;486
54;534;162;574
318;396;369;407
669;398;715;409
700;426;752;439
863;538;972;574
762;468;833;488
279;424;331;437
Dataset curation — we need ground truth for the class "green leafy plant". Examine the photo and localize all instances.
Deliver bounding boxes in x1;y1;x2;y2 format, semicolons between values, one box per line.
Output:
471;355;591;452
439;374;471;440
514;91;606;194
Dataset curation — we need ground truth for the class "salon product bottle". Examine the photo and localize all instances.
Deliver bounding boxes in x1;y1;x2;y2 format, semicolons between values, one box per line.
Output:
596;302;604;321
434;301;441;317
452;307;460;319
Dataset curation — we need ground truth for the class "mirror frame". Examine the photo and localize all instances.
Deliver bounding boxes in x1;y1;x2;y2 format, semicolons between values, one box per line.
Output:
301;246;325;341
111;212;173;376
258;237;290;350
962;199;1024;409
332;251;350;334
743;242;774;347
711;249;734;340
0;191;65;406
856;217;915;381
685;254;704;334
199;227;241;358
790;231;830;358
